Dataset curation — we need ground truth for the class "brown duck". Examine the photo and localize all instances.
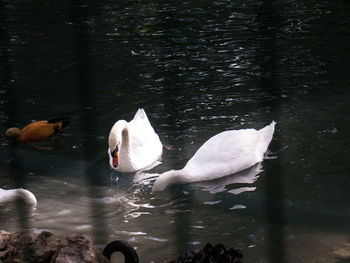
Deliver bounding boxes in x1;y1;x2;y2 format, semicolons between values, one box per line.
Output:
5;118;70;143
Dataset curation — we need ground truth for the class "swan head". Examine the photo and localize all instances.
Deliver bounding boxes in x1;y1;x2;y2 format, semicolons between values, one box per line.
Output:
152;170;184;192
108;120;127;169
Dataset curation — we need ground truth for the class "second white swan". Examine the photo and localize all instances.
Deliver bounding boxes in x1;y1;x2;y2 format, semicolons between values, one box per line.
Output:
152;121;276;191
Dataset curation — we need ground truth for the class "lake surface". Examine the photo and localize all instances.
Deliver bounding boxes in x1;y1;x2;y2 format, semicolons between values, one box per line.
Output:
1;0;350;262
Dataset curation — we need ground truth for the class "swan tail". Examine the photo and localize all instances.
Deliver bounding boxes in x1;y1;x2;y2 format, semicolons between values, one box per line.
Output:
257;121;276;157
134;108;148;121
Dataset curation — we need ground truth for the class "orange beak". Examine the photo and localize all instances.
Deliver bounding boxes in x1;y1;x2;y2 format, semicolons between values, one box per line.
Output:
113;151;119;168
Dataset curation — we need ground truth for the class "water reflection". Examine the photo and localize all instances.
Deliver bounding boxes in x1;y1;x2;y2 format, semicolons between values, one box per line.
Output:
193;163;262;194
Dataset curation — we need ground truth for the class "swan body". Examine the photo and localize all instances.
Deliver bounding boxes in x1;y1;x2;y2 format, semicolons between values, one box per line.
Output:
0;188;37;205
153;121;276;191
108;108;163;172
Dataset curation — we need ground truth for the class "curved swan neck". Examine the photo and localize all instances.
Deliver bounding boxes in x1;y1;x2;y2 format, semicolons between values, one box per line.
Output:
121;127;131;152
117;127;135;172
152;169;185;191
0;188;37;205
121;127;132;160
109;120;127;151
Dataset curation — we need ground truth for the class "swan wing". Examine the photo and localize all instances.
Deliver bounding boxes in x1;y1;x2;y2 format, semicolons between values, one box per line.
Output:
126;109;162;170
182;128;267;181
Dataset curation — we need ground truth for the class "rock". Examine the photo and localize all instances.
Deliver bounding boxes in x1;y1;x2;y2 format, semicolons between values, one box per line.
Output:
55;234;107;263
0;230;108;263
168;243;243;263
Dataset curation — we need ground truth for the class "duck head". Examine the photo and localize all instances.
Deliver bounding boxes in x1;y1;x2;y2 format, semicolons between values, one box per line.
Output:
108;120;127;169
5;127;22;141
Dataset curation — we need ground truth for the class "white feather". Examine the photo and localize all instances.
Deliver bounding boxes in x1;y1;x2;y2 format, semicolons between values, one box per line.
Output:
153;121;276;191
108;108;163;173
0;188;37;205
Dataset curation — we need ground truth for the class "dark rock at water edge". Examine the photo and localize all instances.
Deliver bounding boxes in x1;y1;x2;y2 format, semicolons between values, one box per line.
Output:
0;230;243;263
0;230;108;263
168;243;243;263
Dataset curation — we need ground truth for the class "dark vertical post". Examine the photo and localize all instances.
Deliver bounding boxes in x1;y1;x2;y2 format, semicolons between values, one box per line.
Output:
0;1;32;230
69;1;107;244
256;0;286;262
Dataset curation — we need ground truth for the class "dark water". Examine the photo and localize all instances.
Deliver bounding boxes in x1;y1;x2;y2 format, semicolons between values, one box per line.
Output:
1;0;350;262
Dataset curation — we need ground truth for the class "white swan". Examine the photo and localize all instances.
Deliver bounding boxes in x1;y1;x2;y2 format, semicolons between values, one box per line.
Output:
0;188;37;205
108;108;163;173
153;121;276;191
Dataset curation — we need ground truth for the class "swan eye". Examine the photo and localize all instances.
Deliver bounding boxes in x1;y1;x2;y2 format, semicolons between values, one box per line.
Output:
111;145;119;157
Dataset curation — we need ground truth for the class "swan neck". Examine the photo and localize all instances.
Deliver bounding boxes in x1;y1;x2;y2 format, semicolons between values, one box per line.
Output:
117;127;135;171
152;169;185;191
0;189;37;205
121;127;131;154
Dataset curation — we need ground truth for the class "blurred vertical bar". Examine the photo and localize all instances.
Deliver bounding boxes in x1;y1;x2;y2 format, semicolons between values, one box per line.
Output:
256;0;286;262
68;1;107;244
0;0;31;230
